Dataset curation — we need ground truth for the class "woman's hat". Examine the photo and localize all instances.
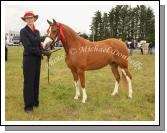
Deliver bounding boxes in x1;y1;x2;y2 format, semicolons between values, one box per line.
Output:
21;11;38;21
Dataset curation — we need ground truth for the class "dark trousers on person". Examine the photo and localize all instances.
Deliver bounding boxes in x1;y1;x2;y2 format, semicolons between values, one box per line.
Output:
129;48;134;56
140;48;143;55
23;55;41;110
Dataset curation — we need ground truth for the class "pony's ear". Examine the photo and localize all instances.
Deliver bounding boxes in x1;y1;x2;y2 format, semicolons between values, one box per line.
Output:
52;19;57;25
47;19;52;25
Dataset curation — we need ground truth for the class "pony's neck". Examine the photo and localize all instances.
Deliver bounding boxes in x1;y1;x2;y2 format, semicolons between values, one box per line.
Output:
61;24;82;53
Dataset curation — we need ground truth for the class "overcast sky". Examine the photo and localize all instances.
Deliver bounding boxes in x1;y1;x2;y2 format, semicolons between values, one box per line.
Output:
5;3;156;35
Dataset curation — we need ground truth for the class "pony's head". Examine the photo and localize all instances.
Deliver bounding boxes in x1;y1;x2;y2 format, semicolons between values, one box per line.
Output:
42;19;59;50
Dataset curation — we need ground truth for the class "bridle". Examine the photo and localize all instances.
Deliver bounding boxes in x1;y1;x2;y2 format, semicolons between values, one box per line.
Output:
45;23;65;50
44;24;61;84
45;36;57;50
45;27;59;49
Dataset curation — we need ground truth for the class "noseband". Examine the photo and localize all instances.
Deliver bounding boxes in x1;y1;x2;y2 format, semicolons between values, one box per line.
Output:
46;30;59;49
46;23;65;50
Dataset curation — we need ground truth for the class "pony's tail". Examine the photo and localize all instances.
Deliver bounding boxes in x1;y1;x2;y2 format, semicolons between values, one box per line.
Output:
120;72;128;90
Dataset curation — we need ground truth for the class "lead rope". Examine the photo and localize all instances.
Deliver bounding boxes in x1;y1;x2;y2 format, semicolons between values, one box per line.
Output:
46;48;61;84
47;55;50;84
46;23;64;84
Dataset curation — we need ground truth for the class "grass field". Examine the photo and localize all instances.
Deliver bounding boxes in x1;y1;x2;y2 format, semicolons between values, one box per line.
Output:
5;46;155;121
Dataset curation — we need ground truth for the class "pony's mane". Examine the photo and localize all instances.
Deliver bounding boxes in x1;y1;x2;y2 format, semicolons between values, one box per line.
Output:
62;24;90;44
62;24;79;38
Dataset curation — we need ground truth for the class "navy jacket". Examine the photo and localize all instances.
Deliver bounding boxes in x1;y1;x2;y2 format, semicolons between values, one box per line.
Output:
20;25;42;56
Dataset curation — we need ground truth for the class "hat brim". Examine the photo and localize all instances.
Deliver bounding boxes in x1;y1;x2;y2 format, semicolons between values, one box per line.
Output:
21;15;38;22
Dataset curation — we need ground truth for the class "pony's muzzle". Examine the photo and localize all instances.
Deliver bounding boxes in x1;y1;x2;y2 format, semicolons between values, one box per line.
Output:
42;37;54;49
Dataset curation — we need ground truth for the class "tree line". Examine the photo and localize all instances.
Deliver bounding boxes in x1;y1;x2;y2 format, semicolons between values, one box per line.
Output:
80;5;155;43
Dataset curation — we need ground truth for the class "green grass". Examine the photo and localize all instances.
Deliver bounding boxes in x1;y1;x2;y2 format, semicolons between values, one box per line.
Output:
5;47;155;121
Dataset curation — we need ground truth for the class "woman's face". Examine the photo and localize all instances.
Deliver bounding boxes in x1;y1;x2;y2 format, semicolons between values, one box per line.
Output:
25;17;35;25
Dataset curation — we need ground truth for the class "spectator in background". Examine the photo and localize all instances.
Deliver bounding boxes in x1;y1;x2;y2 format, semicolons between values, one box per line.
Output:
124;40;129;48
129;40;136;56
152;41;155;54
5;36;8;61
148;41;154;55
140;42;144;55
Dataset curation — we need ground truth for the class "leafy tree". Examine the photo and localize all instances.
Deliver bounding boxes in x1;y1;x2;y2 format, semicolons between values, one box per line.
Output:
78;32;89;39
89;5;155;43
102;12;110;39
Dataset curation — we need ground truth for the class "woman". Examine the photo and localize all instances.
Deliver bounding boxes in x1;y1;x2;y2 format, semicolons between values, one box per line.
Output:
20;11;50;112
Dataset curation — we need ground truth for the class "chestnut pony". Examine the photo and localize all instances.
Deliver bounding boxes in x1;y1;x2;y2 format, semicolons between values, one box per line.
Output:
42;19;132;103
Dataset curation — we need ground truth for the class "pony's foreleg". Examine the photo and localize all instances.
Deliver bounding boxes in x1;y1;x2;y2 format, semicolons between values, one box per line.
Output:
121;68;132;98
71;70;80;100
78;70;87;103
111;63;120;96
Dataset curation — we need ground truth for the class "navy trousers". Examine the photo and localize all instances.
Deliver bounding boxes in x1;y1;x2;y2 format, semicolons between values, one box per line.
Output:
23;55;41;110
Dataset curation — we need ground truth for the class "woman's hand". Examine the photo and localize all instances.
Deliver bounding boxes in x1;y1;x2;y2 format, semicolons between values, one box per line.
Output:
42;50;51;56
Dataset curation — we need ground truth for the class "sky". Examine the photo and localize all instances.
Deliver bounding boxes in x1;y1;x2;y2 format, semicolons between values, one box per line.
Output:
5;5;115;35
5;2;156;35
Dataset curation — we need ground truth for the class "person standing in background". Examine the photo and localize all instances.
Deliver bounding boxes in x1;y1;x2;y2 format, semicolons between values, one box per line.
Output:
129;40;135;56
5;36;8;61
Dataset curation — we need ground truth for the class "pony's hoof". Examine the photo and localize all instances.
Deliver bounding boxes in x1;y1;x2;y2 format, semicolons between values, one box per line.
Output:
82;100;86;103
128;95;132;99
111;92;118;96
82;98;87;103
74;96;79;100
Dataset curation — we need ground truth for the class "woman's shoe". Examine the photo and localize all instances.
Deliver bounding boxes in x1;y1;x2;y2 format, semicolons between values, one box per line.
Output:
24;107;33;113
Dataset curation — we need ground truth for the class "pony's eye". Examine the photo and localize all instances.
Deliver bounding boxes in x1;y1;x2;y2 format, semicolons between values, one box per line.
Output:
52;28;58;32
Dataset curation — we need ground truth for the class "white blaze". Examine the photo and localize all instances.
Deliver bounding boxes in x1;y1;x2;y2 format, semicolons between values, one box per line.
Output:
42;37;53;49
42;27;52;49
48;27;51;36
55;36;58;42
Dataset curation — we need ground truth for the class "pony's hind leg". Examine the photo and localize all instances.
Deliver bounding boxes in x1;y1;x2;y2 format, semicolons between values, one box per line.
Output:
71;69;80;100
78;69;87;103
111;62;120;96
121;68;132;98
